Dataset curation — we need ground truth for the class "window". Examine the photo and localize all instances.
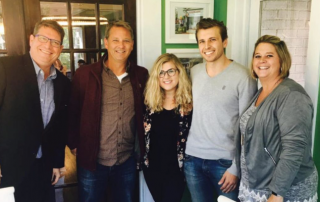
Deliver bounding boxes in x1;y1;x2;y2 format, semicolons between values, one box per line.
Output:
40;2;124;79
0;1;7;56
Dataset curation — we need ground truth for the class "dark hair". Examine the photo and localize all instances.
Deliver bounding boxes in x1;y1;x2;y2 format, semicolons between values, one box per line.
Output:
250;35;291;79
105;21;134;40
195;18;228;43
78;59;86;64
33;20;65;44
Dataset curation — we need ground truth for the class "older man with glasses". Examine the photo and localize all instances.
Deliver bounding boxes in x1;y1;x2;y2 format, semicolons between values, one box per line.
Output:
0;20;70;202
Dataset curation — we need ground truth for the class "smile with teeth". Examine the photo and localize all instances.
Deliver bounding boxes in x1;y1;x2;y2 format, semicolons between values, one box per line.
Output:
40;49;52;54
163;80;172;84
259;66;269;70
204;51;214;55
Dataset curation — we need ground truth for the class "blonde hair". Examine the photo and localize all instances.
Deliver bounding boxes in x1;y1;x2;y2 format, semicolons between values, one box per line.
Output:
144;53;192;114
250;35;291;79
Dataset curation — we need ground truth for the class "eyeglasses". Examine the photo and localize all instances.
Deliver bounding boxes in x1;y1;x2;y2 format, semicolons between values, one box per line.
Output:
159;68;179;78
35;34;62;48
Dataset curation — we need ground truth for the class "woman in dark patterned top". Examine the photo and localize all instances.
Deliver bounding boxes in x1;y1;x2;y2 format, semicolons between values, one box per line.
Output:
143;53;192;202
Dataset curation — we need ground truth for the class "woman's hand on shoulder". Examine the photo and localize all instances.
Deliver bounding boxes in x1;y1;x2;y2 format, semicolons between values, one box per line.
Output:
267;194;283;202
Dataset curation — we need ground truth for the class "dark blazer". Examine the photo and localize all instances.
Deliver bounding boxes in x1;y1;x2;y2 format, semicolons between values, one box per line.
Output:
67;53;148;171
0;54;70;187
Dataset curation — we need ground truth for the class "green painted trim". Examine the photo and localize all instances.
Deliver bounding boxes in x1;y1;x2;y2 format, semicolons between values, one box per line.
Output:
314;84;320;197
214;0;228;23
161;0;228;54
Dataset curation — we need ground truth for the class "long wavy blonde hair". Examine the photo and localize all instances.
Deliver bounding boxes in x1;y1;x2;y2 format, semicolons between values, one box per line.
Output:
144;53;192;114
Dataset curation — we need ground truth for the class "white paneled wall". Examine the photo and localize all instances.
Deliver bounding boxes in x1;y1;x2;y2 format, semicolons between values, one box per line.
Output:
136;0;161;201
136;0;161;71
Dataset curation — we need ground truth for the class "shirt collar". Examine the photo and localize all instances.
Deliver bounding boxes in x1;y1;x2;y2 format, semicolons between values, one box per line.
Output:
102;56;131;74
31;53;57;80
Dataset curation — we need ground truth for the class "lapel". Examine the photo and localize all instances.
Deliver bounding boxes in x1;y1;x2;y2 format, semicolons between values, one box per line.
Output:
90;56;104;86
44;72;63;132
22;54;44;130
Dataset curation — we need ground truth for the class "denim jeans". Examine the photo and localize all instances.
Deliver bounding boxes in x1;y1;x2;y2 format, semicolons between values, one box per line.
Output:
78;156;136;202
184;155;239;202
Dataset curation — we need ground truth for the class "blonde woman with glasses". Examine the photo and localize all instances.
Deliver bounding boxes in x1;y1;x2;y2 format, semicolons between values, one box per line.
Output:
143;53;193;202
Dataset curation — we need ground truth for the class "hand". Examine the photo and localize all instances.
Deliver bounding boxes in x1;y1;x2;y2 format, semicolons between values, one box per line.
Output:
52;168;60;185
0;165;2;184
59;167;66;178
71;148;77;156
267;194;283;202
218;170;238;193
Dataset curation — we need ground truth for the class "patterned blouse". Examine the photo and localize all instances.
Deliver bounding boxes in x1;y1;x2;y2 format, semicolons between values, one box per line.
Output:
143;106;192;171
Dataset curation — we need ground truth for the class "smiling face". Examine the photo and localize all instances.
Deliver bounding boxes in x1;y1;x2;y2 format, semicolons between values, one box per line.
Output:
253;42;281;81
104;26;134;64
197;26;227;64
159;61;179;94
29;27;63;70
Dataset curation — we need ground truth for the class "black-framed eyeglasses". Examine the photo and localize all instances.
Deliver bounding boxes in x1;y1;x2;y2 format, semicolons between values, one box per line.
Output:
34;34;62;48
159;68;179;78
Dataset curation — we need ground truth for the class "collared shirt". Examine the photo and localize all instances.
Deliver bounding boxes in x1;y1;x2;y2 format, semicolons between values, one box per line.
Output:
97;59;135;166
32;57;57;158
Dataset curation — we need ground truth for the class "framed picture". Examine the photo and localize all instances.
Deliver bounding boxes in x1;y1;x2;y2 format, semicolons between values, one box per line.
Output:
166;48;204;77
165;0;214;44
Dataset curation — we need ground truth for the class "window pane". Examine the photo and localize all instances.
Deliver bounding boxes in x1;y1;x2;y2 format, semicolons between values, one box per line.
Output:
99;4;124;49
74;52;98;70
59;53;70;79
0;1;6;50
74;52;85;70
40;2;69;49
71;3;96;49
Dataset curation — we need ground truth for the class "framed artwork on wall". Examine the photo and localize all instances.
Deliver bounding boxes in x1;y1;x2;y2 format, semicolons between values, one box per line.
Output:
165;0;213;44
166;48;203;76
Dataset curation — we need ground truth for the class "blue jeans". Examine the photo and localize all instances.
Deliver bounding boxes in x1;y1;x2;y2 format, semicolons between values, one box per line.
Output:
184;155;239;202
78;156;136;202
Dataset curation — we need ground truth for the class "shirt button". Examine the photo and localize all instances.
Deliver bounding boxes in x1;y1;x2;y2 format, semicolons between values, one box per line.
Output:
120;102;122;105
119;131;121;134
119;117;121;120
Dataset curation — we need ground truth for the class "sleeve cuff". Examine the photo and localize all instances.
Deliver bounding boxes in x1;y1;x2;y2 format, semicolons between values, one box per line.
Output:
227;160;239;177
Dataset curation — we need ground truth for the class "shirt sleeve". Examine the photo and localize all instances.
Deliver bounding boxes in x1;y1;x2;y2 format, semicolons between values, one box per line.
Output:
0;61;5;109
238;75;258;115
228;75;257;177
269;91;313;196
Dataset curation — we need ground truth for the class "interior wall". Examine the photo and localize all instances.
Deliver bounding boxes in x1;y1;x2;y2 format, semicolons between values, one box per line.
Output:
161;0;227;54
136;0;161;70
260;0;312;87
136;0;161;201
